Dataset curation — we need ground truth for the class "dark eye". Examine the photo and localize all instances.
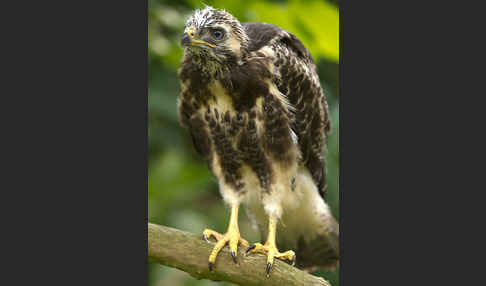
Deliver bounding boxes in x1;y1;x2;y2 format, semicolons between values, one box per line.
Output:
212;29;224;40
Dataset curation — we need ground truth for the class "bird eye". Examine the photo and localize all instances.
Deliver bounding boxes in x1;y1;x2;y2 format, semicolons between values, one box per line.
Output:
212;29;224;40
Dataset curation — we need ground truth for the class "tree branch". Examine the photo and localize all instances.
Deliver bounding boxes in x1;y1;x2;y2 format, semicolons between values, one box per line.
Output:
148;223;331;286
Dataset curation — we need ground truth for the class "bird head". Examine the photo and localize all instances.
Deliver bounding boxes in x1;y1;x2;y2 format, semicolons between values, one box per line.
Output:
181;7;249;65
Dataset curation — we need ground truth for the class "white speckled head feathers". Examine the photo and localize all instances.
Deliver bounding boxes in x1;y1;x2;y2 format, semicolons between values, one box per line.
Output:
184;6;249;60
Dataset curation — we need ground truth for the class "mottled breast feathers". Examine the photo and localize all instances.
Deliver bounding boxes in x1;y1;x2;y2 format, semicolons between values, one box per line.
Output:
178;22;331;196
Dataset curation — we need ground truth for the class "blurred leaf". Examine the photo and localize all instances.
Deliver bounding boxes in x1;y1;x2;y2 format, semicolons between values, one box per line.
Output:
250;0;339;62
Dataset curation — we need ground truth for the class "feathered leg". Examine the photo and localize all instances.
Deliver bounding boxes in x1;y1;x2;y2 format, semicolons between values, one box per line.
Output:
202;204;249;271
246;214;296;276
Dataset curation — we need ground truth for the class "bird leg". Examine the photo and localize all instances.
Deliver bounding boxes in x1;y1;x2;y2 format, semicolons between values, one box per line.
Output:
202;204;249;271
246;214;296;276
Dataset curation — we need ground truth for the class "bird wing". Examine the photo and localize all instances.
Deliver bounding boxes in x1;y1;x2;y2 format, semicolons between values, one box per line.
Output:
243;22;331;196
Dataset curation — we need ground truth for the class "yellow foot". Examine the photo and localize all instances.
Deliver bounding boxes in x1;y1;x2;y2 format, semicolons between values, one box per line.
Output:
246;242;296;276
202;228;249;271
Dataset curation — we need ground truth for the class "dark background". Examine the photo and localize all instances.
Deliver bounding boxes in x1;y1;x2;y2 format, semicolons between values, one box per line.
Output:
148;0;340;285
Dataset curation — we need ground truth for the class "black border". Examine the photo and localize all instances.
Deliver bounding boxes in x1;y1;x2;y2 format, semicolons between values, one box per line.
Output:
9;1;149;284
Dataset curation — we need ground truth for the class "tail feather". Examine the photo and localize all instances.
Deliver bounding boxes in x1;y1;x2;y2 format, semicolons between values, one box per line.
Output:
290;216;339;271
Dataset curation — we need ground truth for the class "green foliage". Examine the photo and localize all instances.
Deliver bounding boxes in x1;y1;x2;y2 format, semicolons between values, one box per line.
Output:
249;0;339;62
148;0;339;285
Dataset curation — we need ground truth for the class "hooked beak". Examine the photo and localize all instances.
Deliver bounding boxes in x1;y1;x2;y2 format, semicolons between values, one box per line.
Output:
180;26;216;48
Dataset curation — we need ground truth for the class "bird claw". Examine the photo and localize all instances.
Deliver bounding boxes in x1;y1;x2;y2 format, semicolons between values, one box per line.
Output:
266;262;272;277
203;234;210;243
246;242;296;276
202;228;248;271
291;254;296;266
245;244;256;255
231;251;237;264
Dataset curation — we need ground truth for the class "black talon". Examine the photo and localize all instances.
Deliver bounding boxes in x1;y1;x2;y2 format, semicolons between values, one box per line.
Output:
231;251;237;264
203;234;209;243
266;262;272;277
246;244;256;254
209;262;213;271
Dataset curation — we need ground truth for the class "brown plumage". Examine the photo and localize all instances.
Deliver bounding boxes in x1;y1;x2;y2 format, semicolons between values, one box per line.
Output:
177;6;338;274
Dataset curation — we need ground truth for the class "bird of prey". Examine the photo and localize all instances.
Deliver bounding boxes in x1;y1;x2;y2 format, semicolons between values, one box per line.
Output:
177;6;339;275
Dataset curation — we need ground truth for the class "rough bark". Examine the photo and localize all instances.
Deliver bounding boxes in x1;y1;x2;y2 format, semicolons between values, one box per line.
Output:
148;223;331;286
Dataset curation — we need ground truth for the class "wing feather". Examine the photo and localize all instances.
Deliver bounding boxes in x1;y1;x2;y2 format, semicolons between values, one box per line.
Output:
243;22;331;196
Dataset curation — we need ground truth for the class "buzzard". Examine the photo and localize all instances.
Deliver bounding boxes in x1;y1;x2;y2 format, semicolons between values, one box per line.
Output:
177;6;339;275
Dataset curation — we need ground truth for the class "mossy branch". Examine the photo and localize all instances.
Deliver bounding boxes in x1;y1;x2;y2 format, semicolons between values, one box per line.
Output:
148;223;331;286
